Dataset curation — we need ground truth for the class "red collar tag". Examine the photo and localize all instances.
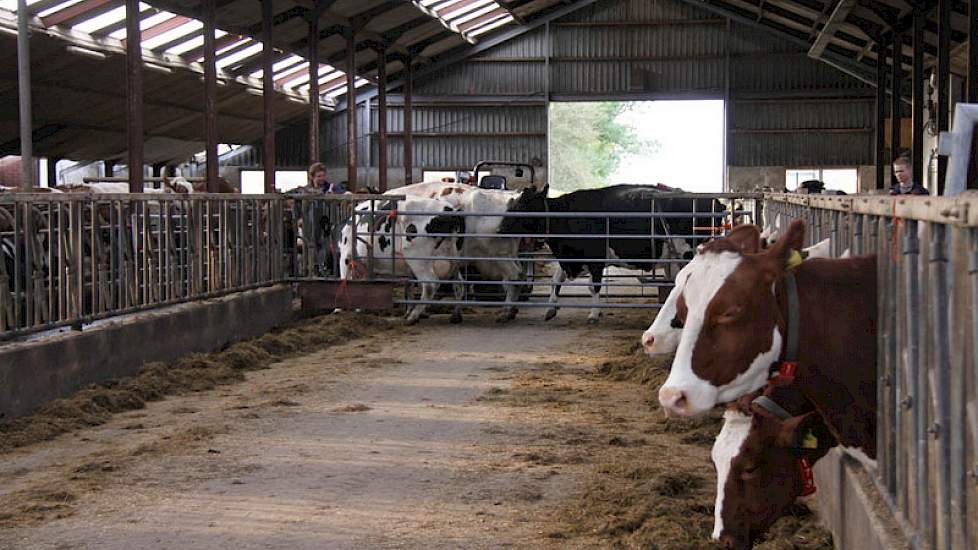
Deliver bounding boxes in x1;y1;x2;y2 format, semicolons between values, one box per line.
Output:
797;456;816;496
770;361;797;385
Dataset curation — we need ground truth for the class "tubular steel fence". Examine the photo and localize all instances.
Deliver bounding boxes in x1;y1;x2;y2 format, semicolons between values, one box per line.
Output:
764;193;978;550
0;192;383;339
364;193;762;314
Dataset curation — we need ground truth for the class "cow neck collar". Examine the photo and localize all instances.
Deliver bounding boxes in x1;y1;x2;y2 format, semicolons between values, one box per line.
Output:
750;392;819;497
769;270;800;384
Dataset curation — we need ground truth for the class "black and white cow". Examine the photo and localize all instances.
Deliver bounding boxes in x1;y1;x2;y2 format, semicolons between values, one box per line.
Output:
499;184;726;323
339;196;466;325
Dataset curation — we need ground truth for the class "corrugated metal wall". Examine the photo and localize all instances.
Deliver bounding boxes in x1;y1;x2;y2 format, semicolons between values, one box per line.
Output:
252;0;876;183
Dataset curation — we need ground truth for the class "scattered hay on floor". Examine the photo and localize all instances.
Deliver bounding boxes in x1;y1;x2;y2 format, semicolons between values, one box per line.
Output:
332;403;372;413
0;313;395;454
494;326;834;550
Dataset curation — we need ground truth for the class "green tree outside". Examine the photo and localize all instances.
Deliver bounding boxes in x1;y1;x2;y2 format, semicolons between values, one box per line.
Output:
548;102;659;194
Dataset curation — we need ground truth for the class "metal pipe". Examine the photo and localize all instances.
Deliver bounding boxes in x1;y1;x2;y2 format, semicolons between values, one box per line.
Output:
346;29;357;191
876;38;887;190
891;30;903;178
911;11;925;190
969;0;977;103
203;0;219;193
404;57;413;186
17;0;32;192
308;14;320;165
930;224;951;550
82;176;206;183
125;0;144;193
262;0;275;194
937;0;950;194
377;45;388;193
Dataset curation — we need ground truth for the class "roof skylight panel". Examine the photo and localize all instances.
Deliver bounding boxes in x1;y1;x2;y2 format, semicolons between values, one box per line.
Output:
468;12;510;36
450;2;497;26
141;18;201;50
440;0;494;20
35;0;84;18
215;41;262;70
70;4;126;33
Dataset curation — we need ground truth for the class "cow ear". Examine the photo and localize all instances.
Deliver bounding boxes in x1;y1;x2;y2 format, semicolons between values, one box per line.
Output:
774;411;834;458
724;225;762;254
761;219;805;274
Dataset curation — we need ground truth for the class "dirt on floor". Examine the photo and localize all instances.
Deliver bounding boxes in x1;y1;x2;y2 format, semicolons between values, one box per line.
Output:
0;308;832;550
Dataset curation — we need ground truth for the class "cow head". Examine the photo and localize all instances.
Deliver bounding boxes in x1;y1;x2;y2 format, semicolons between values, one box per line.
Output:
498;185;548;236
712;385;835;550
642;225;762;357
657;220;805;416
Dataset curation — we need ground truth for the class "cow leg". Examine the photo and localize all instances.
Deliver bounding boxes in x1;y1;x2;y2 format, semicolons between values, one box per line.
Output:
404;281;435;325
451;271;465;324
544;264;566;321
587;267;603;324
496;260;521;323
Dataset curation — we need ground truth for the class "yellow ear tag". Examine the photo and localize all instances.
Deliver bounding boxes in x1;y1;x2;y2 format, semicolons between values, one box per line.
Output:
801;431;818;449
786;249;804;270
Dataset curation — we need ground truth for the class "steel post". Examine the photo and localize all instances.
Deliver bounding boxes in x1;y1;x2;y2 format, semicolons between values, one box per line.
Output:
16;0;32;191
346;29;357;191
377;45;388;193
262;0;275;194
203;0;219;192
308;14;320;164
876;38;887;190
125;0;144;192
404;57;413;186
891;30;902;180
911;10;924;190
937;0;950;194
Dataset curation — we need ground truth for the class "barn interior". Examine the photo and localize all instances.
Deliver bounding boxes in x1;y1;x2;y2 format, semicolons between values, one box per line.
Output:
2;0;978;549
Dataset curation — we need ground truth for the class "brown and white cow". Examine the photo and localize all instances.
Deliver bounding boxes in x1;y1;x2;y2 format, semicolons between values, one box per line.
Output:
657;220;877;432
711;383;838;549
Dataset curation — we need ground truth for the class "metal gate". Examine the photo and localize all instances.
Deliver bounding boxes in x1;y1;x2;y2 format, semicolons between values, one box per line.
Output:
764;193;978;550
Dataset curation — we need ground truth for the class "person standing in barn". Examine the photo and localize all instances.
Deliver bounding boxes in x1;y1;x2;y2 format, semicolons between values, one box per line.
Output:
889;151;929;195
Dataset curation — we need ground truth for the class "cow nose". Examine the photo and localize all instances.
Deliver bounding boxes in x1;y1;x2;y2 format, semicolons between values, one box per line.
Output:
641;331;656;354
658;387;688;416
719;533;748;550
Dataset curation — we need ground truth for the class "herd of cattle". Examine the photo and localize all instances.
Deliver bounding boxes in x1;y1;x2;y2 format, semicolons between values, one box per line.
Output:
2;179;875;549
338;181;727;324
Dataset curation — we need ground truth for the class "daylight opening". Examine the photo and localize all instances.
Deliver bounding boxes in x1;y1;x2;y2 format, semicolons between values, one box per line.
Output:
547;100;725;195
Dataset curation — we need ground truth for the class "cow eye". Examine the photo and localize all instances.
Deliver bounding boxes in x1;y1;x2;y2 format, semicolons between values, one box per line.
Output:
741;464;760;478
670;316;684;329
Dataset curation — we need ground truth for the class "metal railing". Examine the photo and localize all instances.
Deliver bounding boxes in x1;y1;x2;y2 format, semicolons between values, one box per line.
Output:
764;192;978;550
342;193;762;312
0;192;380;339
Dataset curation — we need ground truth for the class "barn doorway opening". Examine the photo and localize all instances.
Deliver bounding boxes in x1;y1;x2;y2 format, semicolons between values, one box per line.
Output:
548;100;725;195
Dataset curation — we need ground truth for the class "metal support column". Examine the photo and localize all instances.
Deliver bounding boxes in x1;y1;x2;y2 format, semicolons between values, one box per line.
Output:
876;34;887;190
345;29;357;191
377;45;388;192
404;57;413;186
17;0;32;191
262;0;275;193
911;9;925;189
969;0;977;102
308;14;320;164
47;157;59;187
125;0;144;192
891;29;903;183
203;0;219;192
937;0;950;194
